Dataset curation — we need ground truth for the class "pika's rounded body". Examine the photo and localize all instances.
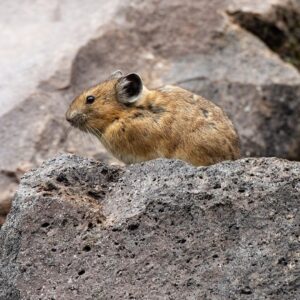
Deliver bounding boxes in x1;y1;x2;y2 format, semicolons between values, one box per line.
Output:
66;71;240;166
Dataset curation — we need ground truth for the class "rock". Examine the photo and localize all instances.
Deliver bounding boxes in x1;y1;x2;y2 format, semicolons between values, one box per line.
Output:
1;0;300;223
0;0;121;117
228;0;300;71
0;154;299;299
0;195;11;227
0;0;122;224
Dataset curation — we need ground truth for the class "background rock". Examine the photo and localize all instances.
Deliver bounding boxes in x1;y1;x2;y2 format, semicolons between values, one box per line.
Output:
1;0;300;224
0;0;121;117
0;154;299;299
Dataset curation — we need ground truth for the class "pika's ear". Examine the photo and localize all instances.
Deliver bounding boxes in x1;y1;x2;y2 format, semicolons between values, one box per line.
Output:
116;73;143;104
108;70;123;80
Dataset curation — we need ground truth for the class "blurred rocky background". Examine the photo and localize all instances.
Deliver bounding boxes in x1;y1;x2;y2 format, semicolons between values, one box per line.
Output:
1;0;300;226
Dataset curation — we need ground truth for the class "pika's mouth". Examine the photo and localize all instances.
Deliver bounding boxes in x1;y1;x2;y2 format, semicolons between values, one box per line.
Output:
66;112;87;130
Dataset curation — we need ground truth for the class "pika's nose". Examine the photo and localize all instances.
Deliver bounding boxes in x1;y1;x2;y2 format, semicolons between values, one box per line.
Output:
66;110;74;124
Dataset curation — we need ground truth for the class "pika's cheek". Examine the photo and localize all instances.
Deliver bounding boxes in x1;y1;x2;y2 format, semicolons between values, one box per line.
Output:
87;118;102;129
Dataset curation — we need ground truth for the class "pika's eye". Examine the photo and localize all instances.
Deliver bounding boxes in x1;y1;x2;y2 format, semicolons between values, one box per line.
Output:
86;95;95;104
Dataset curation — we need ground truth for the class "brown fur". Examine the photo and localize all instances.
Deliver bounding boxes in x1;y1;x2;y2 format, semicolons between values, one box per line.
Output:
66;75;240;166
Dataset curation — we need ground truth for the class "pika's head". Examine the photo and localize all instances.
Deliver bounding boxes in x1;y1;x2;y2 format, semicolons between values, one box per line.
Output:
66;71;143;133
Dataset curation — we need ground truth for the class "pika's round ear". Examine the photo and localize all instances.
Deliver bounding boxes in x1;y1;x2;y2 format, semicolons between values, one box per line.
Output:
116;73;143;104
108;70;123;80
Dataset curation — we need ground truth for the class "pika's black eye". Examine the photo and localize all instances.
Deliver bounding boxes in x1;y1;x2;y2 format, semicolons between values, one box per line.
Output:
86;95;95;104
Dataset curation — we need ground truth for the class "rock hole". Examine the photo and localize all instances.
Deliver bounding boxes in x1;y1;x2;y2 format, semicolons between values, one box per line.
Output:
204;194;213;200
78;269;85;276
186;278;194;286
56;173;70;185
112;227;122;232
278;257;288;266
101;168;108;175
177;238;186;244
83;245;91;252
41;222;50;228
44;181;58;191
127;223;140;231
240;287;253;295
42;192;52;197
87;189;106;199
213;183;221;189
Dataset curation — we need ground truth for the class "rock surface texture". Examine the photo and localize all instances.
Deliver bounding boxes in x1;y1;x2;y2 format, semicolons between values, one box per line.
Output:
0;154;299;299
1;0;300;223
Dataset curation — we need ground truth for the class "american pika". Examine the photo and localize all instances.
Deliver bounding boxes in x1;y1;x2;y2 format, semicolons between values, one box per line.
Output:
66;71;240;166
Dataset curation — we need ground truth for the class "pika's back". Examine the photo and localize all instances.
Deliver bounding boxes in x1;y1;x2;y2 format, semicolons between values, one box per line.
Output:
66;71;240;166
127;85;240;165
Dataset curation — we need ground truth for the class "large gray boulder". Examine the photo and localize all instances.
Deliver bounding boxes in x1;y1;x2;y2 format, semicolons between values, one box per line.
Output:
1;0;300;224
0;154;299;299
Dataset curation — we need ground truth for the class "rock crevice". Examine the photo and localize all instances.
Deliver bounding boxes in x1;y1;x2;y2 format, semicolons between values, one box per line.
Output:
229;1;300;71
